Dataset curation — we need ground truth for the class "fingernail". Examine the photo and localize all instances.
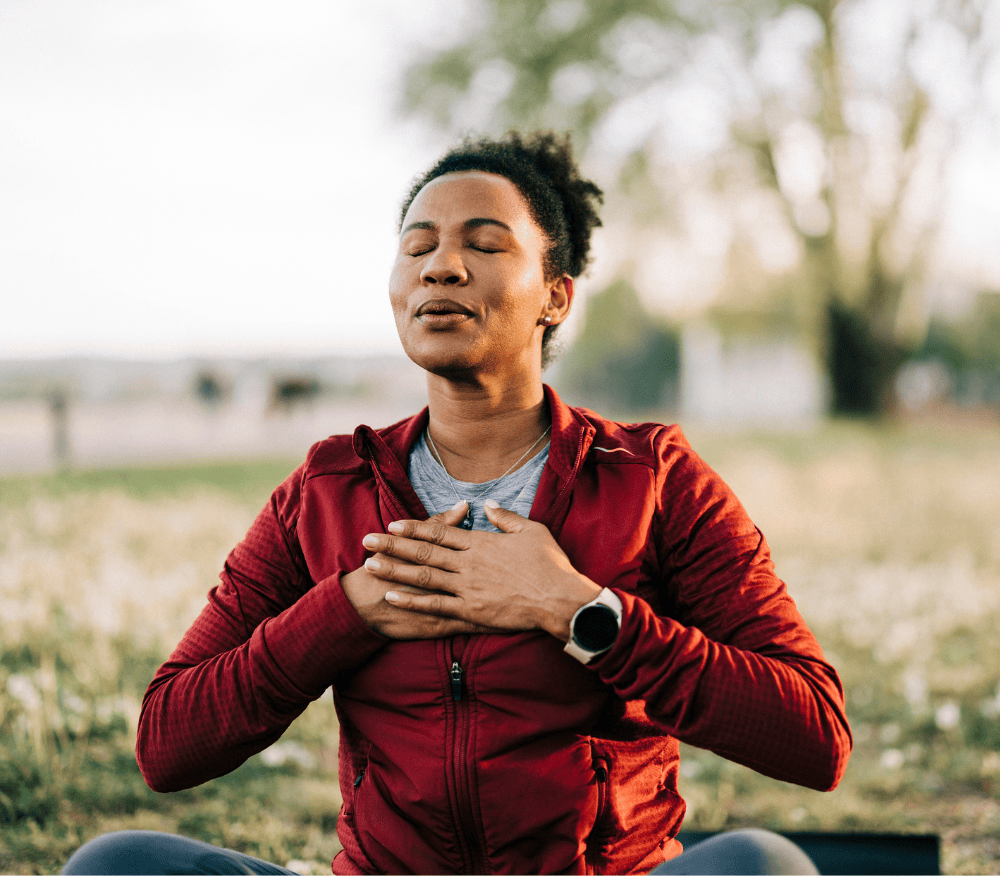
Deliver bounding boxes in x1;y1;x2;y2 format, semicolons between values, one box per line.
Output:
365;557;381;571
387;521;404;534
362;534;379;549
484;499;500;509
384;591;400;603
452;499;468;510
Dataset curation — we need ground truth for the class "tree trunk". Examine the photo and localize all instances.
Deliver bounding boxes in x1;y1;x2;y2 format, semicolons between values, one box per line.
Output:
825;299;905;416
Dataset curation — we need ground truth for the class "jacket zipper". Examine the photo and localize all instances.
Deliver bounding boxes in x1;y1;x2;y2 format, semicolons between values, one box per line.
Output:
368;438;487;871
594;763;609;830
351;767;380;871
586;761;610;870
448;654;486;873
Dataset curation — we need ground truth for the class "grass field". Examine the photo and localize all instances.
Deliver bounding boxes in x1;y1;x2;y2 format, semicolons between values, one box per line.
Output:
1;421;999;874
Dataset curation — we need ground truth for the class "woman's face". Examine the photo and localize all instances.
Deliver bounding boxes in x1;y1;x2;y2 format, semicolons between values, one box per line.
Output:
389;171;570;380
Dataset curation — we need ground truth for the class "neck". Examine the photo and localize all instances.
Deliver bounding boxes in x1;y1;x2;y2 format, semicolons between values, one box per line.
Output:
424;373;549;483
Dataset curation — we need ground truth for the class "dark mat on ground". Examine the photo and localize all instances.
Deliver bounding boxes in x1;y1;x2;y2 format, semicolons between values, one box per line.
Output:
675;831;940;875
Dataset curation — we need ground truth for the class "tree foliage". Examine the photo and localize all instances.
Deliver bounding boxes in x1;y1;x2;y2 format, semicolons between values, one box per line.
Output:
403;0;996;415
557;278;680;413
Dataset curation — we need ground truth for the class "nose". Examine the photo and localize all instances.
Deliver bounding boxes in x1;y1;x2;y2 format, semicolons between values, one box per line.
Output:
420;243;468;286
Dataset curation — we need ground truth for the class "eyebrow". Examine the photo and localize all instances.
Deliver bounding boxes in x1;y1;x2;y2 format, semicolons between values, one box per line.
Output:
401;217;514;235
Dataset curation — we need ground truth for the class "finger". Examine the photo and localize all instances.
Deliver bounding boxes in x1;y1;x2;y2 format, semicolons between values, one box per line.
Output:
386;517;472;550
388;614;500;639
370;550;414;568
364;554;454;591
428;500;469;528
383;580;437;596
363;533;460;571
384;588;462;617
483;499;528;534
434;619;499;635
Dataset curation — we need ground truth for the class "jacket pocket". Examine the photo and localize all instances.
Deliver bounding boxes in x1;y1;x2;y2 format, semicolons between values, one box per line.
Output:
588;736;685;874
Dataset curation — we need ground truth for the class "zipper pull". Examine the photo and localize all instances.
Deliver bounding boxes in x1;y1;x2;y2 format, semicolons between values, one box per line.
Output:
451;661;463;701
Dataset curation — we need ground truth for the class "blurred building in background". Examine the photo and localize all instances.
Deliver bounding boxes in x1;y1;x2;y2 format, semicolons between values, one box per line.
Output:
678;323;826;426
0;355;427;474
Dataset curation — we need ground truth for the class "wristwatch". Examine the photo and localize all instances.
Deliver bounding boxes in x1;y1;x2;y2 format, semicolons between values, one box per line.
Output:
564;588;623;665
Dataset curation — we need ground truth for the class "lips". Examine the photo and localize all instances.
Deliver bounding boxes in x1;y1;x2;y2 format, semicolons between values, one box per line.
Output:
414;299;475;329
415;299;473;318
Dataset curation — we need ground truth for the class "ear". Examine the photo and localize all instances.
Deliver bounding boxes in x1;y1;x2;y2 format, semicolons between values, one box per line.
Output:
542;276;574;326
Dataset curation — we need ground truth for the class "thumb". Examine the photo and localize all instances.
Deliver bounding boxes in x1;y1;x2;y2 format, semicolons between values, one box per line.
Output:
429;499;469;528
483;499;527;533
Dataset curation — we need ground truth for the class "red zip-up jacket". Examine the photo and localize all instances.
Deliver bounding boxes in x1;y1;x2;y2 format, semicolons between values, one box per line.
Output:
136;386;851;874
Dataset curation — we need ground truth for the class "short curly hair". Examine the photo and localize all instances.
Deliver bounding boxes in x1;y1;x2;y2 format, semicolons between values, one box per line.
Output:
399;131;604;367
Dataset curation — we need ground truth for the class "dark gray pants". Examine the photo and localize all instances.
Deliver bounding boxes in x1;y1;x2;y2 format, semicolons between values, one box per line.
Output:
61;830;297;875
63;827;818;875
652;829;819;874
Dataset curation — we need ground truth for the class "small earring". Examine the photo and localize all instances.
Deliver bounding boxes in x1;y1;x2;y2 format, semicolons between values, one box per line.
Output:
542;315;553;325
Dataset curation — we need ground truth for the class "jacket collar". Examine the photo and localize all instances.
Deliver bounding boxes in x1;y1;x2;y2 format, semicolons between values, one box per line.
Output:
352;405;430;523
352;384;596;534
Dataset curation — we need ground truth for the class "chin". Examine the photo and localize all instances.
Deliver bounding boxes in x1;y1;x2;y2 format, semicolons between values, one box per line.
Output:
401;335;481;377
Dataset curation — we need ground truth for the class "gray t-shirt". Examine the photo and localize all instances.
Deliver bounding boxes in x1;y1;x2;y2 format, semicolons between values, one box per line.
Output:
408;433;549;532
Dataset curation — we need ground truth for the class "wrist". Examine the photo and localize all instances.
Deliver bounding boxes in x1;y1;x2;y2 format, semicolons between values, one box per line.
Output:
546;572;602;642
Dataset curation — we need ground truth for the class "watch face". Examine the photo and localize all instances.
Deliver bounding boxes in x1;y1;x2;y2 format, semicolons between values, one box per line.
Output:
573;604;619;652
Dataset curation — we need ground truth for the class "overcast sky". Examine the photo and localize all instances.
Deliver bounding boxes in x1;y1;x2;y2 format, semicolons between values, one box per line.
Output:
0;1;467;359
2;1;999;360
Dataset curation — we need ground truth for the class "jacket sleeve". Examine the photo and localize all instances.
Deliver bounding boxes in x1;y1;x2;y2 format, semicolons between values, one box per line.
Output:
135;463;388;793
590;430;852;791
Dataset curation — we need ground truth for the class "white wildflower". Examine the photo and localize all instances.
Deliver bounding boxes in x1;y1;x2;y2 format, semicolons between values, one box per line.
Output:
880;749;905;770
902;668;928;712
934;701;961;731
980;687;1000;719
260;741;317;770
6;674;42;712
981;752;1000;775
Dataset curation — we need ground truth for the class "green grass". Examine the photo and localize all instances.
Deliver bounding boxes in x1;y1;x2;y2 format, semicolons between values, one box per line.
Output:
2;423;1000;873
0;456;344;873
0;457;301;506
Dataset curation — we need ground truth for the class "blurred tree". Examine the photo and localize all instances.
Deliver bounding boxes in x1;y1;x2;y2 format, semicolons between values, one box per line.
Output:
402;0;995;415
916;290;1000;407
558;278;680;413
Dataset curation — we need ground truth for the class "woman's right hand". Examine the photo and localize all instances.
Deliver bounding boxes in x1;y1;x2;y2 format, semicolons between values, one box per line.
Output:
341;501;497;639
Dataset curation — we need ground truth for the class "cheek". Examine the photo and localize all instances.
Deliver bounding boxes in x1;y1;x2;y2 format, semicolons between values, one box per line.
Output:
495;263;549;316
387;263;408;316
488;256;543;297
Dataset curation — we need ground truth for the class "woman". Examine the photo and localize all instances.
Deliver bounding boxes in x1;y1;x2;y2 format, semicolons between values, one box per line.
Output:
64;132;850;875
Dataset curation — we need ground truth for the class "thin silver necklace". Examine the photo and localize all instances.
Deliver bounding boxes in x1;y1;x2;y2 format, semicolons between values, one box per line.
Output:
425;424;552;529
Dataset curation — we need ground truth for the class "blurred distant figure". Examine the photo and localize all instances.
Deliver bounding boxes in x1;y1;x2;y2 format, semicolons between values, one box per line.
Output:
49;389;70;472
193;370;228;407
268;376;320;414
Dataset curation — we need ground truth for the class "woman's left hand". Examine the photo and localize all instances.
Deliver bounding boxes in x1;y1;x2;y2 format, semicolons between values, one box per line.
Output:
360;500;601;641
